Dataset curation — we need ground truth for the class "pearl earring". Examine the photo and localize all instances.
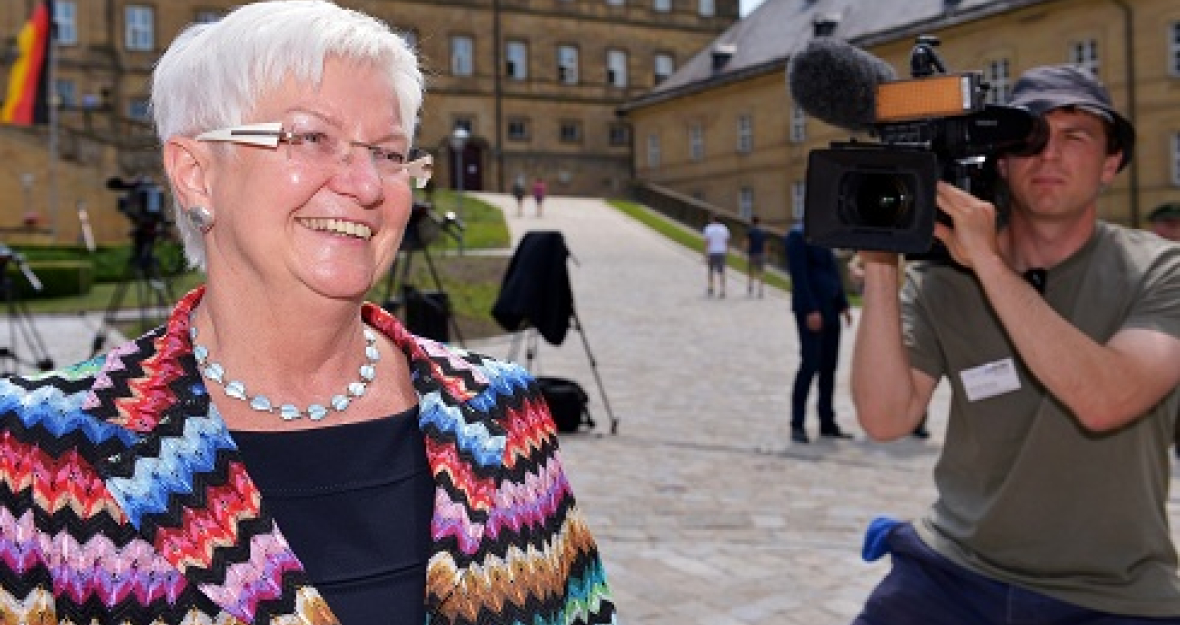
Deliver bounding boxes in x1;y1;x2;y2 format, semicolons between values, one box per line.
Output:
187;206;215;232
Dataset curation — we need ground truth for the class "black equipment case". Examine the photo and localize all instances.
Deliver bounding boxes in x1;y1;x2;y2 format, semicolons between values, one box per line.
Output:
537;376;593;433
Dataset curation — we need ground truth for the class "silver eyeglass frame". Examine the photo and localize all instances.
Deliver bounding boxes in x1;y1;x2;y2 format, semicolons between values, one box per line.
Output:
195;122;433;189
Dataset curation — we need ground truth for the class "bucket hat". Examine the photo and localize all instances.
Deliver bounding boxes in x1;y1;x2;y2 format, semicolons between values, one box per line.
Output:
1008;65;1135;171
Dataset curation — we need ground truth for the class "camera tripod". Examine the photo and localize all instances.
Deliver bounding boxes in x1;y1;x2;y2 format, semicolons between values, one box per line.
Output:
90;226;177;358
382;244;465;346
0;252;55;376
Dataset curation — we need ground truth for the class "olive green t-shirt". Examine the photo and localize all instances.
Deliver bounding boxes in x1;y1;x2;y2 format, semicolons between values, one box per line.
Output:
902;222;1180;616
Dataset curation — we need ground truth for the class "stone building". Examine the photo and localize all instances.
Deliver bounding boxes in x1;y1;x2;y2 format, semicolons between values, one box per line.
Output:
622;0;1180;238
0;0;736;246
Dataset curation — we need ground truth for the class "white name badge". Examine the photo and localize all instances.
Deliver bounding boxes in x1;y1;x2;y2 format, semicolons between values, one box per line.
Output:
959;358;1022;402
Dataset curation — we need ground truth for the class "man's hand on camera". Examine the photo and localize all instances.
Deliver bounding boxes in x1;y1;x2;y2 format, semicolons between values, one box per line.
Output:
859;251;900;267
933;181;1000;269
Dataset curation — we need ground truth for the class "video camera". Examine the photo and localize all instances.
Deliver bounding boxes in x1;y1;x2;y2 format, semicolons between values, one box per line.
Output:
107;176;172;269
107;176;168;228
797;36;1048;254
401;201;466;252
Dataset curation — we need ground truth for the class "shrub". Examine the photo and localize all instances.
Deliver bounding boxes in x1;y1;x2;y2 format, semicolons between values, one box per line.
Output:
4;259;94;299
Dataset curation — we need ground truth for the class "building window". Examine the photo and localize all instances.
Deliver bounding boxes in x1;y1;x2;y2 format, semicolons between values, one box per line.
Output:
504;40;528;80
790;104;806;143
558;45;579;85
607;0;624;5
699;0;715;17
1169;22;1180;76
451;36;474;77
507;118;530;141
654;53;674;84
647;133;661;167
737;114;753;153
738;187;754;220
1068;38;1099;77
54;2;77;46
559;120;582;143
1173;132;1180;186
194;10;223;23
654;0;671;12
125;6;154;51
55;79;75;109
791;180;806;222
688;123;704;161
128;97;150;121
607;50;628;88
609;122;630;146
985;58;1012;105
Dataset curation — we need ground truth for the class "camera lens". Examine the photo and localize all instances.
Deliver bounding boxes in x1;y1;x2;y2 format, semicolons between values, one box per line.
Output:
845;173;914;228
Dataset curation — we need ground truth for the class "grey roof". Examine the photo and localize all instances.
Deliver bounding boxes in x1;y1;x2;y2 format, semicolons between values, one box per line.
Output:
624;0;1055;110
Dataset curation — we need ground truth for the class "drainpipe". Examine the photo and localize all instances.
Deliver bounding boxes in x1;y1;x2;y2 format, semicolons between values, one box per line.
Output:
1111;0;1139;227
493;0;505;192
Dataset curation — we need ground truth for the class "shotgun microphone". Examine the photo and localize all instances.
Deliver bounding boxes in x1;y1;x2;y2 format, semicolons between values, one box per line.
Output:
786;37;897;133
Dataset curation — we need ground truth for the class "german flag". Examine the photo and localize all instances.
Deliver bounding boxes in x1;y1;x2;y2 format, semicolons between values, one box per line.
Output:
2;0;53;125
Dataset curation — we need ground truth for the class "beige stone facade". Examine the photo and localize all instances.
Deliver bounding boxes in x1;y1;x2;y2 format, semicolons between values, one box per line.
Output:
0;0;735;245
626;0;1180;233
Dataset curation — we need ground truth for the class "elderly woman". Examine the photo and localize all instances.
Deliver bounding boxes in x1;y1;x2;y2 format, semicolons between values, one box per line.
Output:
0;2;617;624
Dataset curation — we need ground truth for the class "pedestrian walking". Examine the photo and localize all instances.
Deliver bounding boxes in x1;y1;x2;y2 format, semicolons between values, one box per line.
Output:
702;212;730;297
512;174;527;217
745;215;767;297
532;176;547;217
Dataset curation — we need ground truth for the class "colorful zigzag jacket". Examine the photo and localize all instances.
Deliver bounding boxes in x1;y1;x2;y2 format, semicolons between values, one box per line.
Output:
0;287;617;624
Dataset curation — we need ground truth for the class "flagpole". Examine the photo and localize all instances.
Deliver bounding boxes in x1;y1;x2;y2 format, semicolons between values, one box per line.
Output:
46;1;58;241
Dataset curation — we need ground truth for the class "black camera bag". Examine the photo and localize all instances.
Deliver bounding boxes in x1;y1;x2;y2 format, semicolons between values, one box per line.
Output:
536;376;592;433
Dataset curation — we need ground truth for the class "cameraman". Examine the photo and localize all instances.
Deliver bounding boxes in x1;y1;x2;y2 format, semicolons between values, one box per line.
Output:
850;65;1180;622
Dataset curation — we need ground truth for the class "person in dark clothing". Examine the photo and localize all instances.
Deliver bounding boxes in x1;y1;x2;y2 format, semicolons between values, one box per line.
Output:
746;215;768;297
785;223;852;443
512;175;527;217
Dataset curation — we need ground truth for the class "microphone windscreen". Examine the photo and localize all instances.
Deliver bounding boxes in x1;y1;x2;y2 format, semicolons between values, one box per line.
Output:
787;38;898;133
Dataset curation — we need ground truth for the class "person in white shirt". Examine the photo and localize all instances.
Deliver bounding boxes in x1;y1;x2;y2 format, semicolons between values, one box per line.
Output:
702;213;731;297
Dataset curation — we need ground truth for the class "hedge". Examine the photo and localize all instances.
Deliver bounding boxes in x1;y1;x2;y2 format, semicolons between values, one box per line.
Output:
3;259;94;300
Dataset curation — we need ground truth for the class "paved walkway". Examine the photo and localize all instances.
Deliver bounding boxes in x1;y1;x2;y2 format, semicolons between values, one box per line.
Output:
2;195;1179;624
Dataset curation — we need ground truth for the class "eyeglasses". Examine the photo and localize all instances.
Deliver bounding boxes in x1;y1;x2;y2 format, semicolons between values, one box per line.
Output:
196;121;433;189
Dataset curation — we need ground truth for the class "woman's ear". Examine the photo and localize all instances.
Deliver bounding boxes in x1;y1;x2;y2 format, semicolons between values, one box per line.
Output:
163;137;212;209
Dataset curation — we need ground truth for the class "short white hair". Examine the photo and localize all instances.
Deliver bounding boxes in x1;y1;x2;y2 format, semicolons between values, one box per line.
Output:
151;0;424;270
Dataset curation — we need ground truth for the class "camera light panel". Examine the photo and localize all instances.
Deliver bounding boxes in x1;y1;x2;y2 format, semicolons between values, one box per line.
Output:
876;73;981;123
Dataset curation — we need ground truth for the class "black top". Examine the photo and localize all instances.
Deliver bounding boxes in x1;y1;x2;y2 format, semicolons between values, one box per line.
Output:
232;407;433;624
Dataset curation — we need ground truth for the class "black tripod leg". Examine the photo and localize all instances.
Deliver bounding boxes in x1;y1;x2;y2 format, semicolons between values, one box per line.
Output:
527;328;539;372
383;251;417;314
141;262;175;328
389;249;408;304
10;297;54;371
0;279;54;374
570;310;618;434
420;249;465;347
92;277;131;358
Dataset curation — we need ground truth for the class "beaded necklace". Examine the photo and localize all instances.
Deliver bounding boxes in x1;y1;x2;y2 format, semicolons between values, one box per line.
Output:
190;321;379;422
